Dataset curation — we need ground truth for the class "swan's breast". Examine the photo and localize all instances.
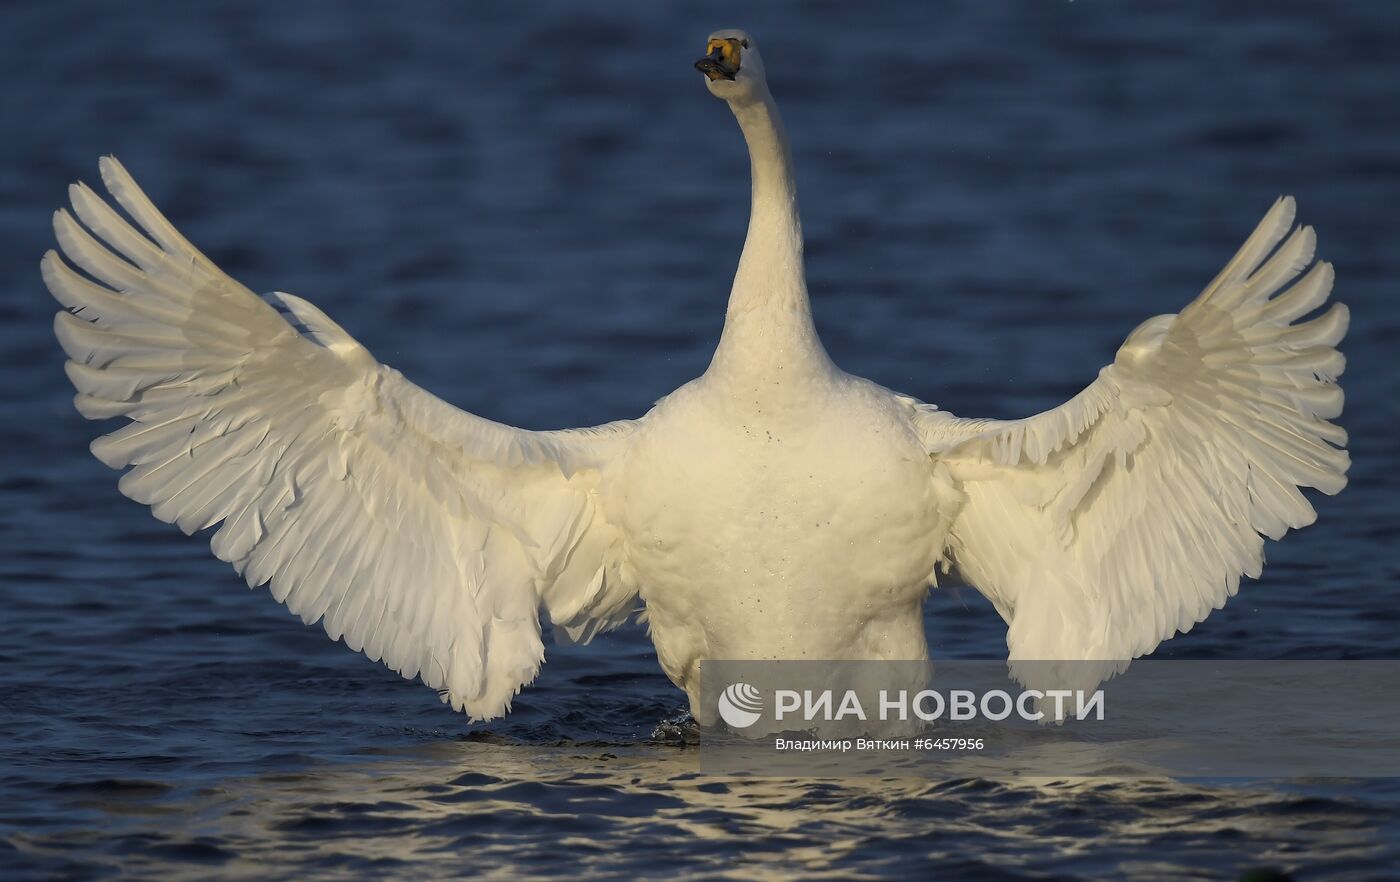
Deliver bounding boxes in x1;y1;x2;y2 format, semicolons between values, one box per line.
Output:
609;378;947;665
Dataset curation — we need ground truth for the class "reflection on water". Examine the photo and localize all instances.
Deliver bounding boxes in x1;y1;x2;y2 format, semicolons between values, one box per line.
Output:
11;737;1395;881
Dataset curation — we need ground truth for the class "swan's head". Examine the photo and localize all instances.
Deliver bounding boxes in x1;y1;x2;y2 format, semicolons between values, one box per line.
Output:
695;29;767;103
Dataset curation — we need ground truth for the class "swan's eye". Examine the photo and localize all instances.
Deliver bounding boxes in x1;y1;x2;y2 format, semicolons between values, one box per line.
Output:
740;39;749;49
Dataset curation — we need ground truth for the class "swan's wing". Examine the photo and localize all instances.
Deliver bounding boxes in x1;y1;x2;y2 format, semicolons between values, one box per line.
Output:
45;157;642;719
911;197;1348;679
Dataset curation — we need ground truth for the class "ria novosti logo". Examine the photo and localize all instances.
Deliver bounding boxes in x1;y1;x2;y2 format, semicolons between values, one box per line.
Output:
717;682;764;728
716;679;1106;728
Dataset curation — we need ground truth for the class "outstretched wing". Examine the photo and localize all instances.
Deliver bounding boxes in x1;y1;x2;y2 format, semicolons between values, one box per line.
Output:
912;197;1348;676
45;157;641;719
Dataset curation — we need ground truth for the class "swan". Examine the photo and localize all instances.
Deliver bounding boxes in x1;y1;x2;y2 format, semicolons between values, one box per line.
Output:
44;29;1348;723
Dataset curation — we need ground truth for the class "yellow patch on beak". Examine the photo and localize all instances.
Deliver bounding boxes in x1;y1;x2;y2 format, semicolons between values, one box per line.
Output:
707;38;741;69
695;38;742;82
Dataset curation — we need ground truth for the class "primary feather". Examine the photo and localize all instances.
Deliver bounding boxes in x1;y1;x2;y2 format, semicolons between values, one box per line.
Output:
48;157;639;720
913;196;1348;689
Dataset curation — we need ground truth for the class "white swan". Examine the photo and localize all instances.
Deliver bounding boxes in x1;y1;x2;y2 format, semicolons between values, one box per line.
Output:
45;30;1348;722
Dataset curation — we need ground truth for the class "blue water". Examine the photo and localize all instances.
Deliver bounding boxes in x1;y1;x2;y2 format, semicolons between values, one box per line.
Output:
3;1;1399;879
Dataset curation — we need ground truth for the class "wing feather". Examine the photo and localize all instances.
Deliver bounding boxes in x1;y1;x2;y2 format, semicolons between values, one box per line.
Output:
910;197;1348;688
46;157;641;719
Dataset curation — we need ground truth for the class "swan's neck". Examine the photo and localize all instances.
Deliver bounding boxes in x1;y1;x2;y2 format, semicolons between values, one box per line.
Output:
709;90;830;383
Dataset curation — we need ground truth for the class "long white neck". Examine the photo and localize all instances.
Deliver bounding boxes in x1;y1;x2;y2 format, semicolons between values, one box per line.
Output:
707;88;831;382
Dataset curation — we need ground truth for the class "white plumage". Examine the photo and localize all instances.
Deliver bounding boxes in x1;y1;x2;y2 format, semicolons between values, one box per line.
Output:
48;163;640;718
917;196;1347;693
46;29;1347;722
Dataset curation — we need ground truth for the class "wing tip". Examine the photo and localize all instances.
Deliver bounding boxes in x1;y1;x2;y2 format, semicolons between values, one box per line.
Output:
1265;194;1297;238
1317;259;1336;288
98;155;127;190
1330;301;1352;341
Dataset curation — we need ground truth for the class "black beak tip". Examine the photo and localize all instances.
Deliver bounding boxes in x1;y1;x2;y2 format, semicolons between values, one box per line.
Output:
694;58;736;81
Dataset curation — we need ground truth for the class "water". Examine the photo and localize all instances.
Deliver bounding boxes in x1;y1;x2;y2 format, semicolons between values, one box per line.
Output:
2;1;1399;878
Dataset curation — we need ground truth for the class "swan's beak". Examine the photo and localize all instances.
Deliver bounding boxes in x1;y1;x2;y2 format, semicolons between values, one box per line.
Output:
695;39;740;81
